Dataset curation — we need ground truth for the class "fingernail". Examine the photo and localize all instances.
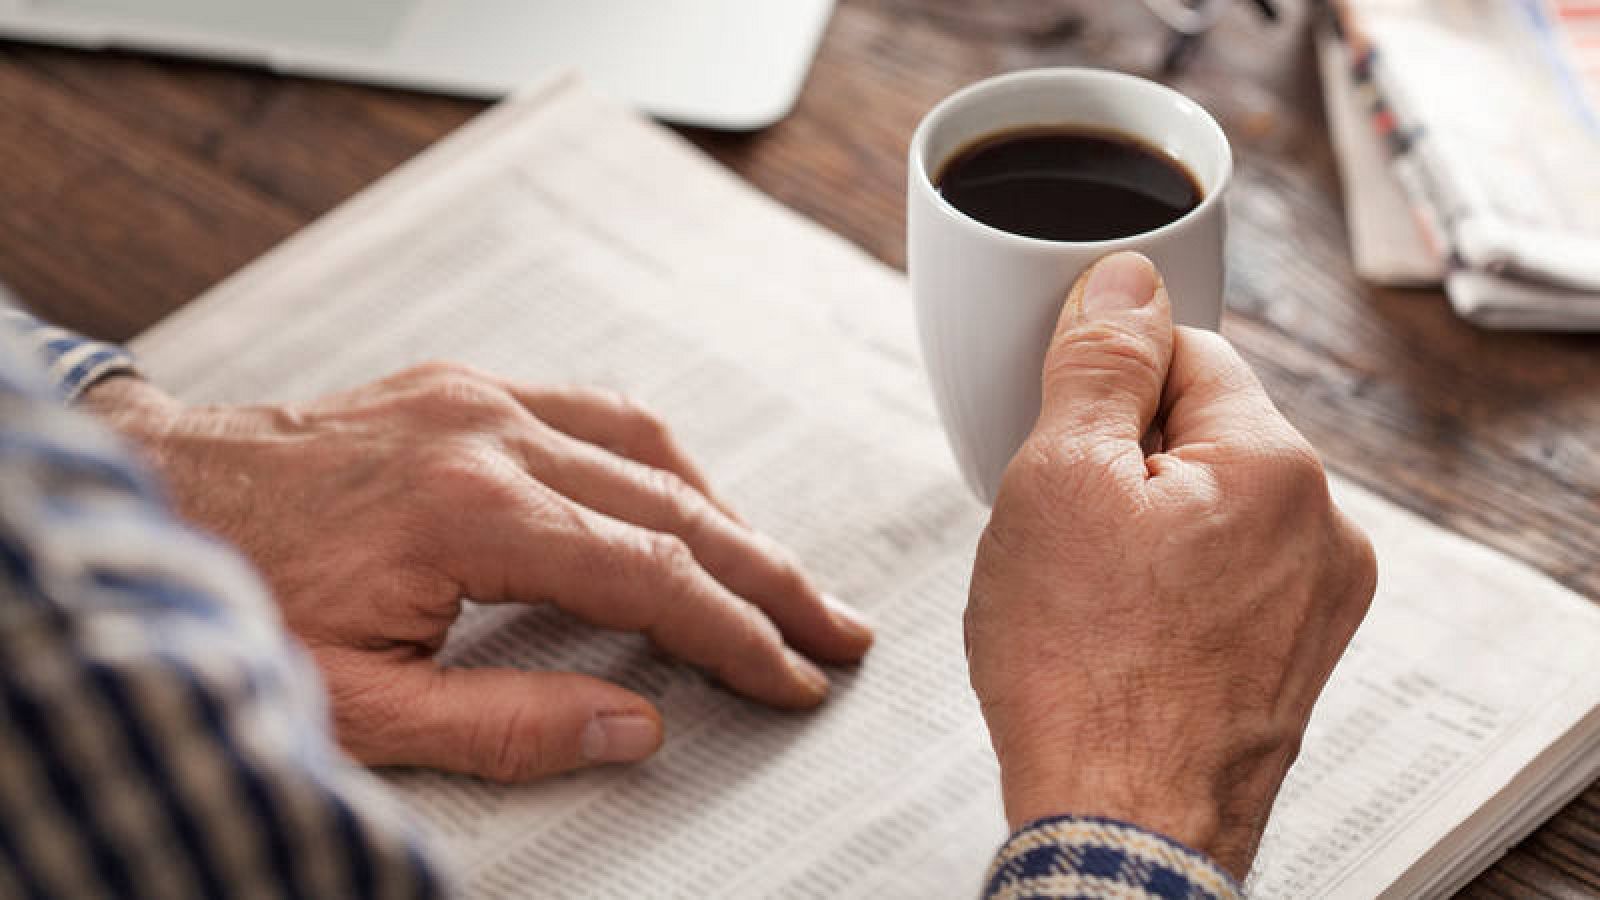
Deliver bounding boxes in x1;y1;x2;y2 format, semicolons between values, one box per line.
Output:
1082;252;1159;316
581;713;661;764
823;593;875;643
786;648;830;701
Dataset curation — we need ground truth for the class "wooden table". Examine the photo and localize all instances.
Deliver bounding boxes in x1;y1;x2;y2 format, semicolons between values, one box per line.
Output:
1;1;1596;894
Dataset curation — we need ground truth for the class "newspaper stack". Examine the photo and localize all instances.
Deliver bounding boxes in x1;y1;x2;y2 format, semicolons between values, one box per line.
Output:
1322;0;1600;330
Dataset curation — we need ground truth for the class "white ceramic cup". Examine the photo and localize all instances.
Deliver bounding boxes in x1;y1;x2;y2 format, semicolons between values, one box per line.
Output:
908;68;1232;505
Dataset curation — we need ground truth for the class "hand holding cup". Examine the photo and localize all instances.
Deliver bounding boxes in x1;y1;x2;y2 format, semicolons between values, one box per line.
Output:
908;68;1232;503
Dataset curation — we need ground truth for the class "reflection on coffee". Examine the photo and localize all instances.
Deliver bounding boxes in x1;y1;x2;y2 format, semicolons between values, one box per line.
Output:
935;126;1203;242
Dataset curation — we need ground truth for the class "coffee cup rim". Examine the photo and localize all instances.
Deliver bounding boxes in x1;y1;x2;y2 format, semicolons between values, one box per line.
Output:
910;67;1234;250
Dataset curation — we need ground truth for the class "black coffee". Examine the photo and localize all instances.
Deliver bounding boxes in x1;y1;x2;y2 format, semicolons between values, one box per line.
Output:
934;126;1202;242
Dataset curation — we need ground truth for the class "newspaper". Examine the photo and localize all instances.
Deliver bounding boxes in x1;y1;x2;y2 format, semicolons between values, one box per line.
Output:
1316;27;1445;286
1326;0;1600;328
129;75;1600;898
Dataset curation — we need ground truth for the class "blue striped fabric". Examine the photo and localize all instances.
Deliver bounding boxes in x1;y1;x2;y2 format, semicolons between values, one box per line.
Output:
0;306;447;897
0;307;138;402
984;816;1242;900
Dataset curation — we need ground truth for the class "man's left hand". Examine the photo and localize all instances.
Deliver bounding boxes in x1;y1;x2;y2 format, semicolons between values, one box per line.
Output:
84;363;874;781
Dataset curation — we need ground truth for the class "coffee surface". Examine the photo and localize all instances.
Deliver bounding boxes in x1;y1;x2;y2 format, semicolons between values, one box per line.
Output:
935;126;1202;242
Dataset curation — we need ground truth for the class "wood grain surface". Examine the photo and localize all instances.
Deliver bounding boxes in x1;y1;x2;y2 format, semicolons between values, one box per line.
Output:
1;1;1596;895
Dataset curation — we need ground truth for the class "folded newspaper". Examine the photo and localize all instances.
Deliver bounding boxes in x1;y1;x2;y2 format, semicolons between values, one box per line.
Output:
1324;0;1600;329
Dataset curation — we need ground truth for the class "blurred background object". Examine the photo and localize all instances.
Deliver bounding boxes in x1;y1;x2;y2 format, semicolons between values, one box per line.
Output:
887;0;1283;72
0;0;836;128
1322;0;1600;329
1141;0;1281;72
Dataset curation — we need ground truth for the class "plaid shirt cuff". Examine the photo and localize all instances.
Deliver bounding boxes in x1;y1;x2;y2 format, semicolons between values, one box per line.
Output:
984;815;1243;900
0;306;139;402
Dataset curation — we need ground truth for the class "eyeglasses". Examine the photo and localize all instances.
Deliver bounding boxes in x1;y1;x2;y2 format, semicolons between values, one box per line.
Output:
894;0;1286;74
1141;0;1283;73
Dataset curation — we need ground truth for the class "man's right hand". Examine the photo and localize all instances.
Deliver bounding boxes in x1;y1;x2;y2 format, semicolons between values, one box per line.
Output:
966;252;1377;880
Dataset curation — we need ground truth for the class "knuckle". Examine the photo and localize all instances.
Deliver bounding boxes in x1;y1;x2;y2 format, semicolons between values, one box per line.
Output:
423;378;510;414
613;395;673;446
411;442;472;484
525;483;590;534
641;531;697;582
727;610;784;670
400;373;520;430
1180;327;1238;361
474;707;545;783
413;441;478;480
408;359;484;381
1046;320;1164;391
1224;422;1326;506
322;662;406;759
999;435;1131;516
1257;438;1329;504
413;443;521;505
1278;436;1327;481
767;547;814;599
584;386;630;409
1002;437;1084;497
1338;518;1380;606
1181;329;1258;388
1006;437;1079;486
738;529;815;601
643;466;702;522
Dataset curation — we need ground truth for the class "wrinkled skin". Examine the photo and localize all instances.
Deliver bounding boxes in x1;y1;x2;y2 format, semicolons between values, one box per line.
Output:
87;366;873;781
966;253;1377;879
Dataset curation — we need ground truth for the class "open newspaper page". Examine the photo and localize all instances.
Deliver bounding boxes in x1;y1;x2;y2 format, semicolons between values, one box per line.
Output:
130;76;1600;898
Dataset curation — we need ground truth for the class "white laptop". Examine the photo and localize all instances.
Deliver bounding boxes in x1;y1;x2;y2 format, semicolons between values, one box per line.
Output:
0;0;835;129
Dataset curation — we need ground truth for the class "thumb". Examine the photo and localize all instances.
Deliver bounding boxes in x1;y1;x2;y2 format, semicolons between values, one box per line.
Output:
1034;252;1175;449
357;664;664;782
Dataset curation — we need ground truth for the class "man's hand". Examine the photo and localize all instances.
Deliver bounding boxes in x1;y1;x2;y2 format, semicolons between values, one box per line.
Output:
966;252;1376;879
84;364;873;781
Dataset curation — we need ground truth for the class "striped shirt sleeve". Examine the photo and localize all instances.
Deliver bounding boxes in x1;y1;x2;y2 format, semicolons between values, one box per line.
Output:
0;319;448;896
0;306;138;402
983;816;1243;900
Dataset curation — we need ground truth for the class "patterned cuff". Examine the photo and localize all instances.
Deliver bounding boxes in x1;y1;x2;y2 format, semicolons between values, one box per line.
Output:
0;306;140;402
983;815;1243;900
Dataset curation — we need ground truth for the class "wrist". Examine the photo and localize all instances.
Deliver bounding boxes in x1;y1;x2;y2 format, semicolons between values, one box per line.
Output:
999;751;1226;858
990;716;1289;880
81;377;214;518
80;378;293;545
80;374;182;449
